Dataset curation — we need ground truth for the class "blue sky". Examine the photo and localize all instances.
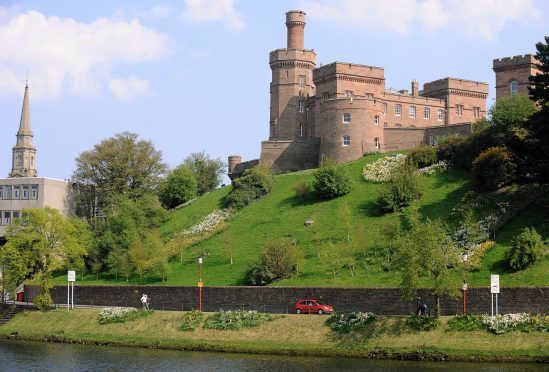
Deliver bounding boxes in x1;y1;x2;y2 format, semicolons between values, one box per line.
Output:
0;0;547;182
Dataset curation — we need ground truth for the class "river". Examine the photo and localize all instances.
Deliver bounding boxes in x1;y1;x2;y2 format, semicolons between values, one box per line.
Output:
0;339;546;371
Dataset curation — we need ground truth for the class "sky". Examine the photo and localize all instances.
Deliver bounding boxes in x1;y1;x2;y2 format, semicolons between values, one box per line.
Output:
0;0;547;183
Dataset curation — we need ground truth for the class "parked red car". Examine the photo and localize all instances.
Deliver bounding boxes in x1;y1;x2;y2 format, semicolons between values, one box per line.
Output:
294;299;333;314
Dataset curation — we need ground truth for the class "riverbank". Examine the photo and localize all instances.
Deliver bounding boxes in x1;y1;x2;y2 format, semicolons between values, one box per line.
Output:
0;309;547;363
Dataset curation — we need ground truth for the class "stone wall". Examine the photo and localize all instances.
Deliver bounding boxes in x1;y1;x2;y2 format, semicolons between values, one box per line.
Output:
24;285;548;315
383;123;471;151
260;140;320;173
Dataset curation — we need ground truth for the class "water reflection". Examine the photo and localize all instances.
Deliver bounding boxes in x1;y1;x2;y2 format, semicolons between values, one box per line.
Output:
0;339;545;372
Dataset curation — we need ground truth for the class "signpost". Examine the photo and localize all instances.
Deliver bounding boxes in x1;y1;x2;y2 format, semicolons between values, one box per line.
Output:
490;274;499;317
67;270;75;311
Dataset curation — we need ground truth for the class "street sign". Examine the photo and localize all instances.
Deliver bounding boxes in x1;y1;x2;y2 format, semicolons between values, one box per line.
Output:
67;270;76;282
197;281;203;288
490;274;500;294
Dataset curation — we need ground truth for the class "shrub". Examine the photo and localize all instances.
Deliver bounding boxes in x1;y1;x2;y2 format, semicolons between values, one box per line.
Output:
98;307;151;324
245;263;275;286
446;314;485;332
203;310;275;330
507;227;543;271
226;166;274;209
246;238;297;285
363;154;406;182
448;313;549;334
407;146;438;168
159;165;197;209
313;158;351;199
376;162;423;212
438;131;496;169
33;292;53;311
326;312;376;333
472;147;516;191
406;315;440;331
293;179;311;198
179;310;203;331
461;241;495;271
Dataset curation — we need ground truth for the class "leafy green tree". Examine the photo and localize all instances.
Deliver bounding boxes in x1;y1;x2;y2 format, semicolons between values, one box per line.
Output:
529;35;549;106
226;166;274;209
0;207;91;294
160;165;197;209
313;158;351;199
246;238;297;285
377;162;423;212
183;151;225;195
472;146;516;191
489;94;537;135
392;212;461;315
507;227;544;271
72;132;167;219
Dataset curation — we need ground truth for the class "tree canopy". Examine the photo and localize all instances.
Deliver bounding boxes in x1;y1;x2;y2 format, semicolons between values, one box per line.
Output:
182;152;225;195
160;165;197;209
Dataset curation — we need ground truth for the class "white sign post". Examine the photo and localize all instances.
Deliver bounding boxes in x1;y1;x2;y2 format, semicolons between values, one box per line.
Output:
67;270;75;310
490;274;500;317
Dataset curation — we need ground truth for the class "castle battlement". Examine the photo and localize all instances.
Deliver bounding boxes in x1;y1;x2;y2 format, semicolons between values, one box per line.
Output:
493;54;537;70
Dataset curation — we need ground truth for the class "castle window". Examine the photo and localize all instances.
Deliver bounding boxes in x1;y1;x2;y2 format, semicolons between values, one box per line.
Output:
395;123;402;127
299;124;303;137
510;80;519;95
383;103;387;114
4;211;11;226
345;90;354;97
424;107;430;119
22;185;29;199
409;106;416;118
31;185;38;199
473;107;480;118
456;104;464;116
395;104;401;116
298;100;305;113
374;137;380;150
323;92;330;101
374;115;380;125
437;109;443;121
299;75;306;88
343;113;351;123
14;186;20;199
342;135;351;146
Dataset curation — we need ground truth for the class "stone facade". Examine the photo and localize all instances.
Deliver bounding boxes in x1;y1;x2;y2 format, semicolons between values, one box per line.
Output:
226;10;489;174
25;284;548;315
493;54;540;99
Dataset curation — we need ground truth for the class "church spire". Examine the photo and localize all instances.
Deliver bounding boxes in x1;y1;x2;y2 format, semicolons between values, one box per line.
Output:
9;82;37;178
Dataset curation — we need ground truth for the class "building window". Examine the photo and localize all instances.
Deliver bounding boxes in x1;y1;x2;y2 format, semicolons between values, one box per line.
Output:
409;106;416;118
342;135;351;146
395;123;402;127
437;109;443;121
31;185;38;199
374;137;380;150
383;102;387;114
299;124;303;137
473;107;481;118
366;93;374;99
0;187;2;199
343;113;351;123
4;186;11;199
395;104;402;116
374;115;380;125
22;185;29;199
424;107;430;119
323;92;330;100
13;211;19;220
298;100;304;113
384;122;388;127
14;187;20;199
299;75;306;88
510;80;519;95
4;211;10;226
456;104;464;116
344;90;354;97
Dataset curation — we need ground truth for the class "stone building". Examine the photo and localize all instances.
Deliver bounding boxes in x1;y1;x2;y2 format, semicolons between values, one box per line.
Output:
0;83;69;237
229;10;488;177
493;54;540;99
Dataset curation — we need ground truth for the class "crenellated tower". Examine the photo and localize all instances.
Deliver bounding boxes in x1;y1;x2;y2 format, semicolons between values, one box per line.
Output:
9;83;37;178
268;10;317;141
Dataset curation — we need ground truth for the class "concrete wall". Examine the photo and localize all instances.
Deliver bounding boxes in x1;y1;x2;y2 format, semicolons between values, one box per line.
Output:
25;285;548;315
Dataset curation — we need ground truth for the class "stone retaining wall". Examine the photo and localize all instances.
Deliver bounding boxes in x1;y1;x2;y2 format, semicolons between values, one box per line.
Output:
24;285;547;315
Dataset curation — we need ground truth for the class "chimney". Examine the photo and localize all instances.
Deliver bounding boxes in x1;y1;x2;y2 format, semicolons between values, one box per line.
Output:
412;80;419;97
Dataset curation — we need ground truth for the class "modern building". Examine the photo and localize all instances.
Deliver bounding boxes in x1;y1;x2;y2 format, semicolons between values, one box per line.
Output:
0;83;69;237
228;10;489;177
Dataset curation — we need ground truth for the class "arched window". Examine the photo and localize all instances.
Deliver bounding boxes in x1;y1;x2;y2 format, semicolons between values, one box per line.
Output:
374;115;380;125
374;137;380;150
383;102;387;114
510;80;519;95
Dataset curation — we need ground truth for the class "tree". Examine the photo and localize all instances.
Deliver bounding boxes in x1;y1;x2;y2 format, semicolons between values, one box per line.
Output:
183;152;225;195
392;212;461;315
0;207;91;294
72;132;167;218
313;158;351;199
489;94;537;135
529;35;549;106
507;227;544;271
226;166;274;209
472;147;516;191
160;165;197;209
377;162;423;212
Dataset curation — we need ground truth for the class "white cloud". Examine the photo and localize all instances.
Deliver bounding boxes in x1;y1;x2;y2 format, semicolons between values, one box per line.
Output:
182;0;244;31
306;0;539;40
110;77;150;100
112;3;174;22
0;7;169;99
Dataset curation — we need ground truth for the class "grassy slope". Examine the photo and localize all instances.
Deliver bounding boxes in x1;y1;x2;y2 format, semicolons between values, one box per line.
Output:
57;154;548;287
1;309;547;361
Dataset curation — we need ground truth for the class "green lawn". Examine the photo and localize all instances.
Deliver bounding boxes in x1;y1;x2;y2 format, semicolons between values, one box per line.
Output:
53;154;548;287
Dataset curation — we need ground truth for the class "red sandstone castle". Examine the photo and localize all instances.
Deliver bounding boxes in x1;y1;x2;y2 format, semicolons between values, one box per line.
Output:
228;10;538;178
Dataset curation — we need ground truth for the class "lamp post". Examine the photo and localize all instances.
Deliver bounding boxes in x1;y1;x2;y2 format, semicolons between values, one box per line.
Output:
461;253;469;314
198;256;203;312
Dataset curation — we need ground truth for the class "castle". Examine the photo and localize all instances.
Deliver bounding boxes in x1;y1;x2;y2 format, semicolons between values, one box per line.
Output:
229;10;538;178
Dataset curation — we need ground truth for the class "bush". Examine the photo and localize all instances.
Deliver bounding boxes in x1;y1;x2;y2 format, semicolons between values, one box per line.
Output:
376;162;423;212
98;307;151;324
246;238;297;285
507;227;544;271
326;312;376;333
293;179;311;198
245;263;275;286
179;310;203;331
472;147;516;191
407;146;438;168
446;314;485;332
313;158;351;199
226;166;274;209
160;166;197;209
203;310;275;330
438;130;496;169
406;315;440;331
33;292;53;311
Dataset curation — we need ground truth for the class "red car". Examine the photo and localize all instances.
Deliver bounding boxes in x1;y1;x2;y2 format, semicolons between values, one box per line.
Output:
294;299;333;315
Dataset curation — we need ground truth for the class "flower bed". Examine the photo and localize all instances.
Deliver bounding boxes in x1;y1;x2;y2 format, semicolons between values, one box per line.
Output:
98;307;150;325
326;312;376;333
180;209;231;236
203;310;275;330
179;310;203;331
362;154;406;182
447;313;549;334
462;240;495;271
417;160;449;175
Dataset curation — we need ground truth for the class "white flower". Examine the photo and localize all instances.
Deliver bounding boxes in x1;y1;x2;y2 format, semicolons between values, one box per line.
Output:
180;209;231;236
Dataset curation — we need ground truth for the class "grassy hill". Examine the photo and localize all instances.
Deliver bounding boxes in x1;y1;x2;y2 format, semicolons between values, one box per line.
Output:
62;153;548;287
